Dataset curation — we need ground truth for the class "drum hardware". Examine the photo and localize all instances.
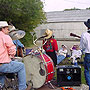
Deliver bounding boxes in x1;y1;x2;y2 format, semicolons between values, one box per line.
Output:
45;81;56;89
27;80;35;90
39;62;45;76
24;53;34;58
45;61;51;64
47;72;54;75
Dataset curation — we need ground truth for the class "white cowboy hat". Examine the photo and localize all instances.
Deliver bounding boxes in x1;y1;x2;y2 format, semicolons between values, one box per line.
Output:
0;21;12;29
44;29;53;39
9;26;25;40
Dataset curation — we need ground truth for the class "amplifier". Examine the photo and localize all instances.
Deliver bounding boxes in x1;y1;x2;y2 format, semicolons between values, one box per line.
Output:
57;65;81;87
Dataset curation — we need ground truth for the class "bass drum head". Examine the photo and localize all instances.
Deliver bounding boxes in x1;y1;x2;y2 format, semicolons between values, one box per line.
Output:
23;55;46;88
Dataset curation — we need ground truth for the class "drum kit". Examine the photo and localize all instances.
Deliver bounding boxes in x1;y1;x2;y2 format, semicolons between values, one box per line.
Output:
9;30;55;89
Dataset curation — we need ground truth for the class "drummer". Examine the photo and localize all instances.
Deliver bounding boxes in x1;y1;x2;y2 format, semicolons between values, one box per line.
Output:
0;21;30;90
43;29;58;67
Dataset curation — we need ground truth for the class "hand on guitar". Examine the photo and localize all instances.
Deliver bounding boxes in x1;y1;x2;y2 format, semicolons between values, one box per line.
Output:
70;33;81;38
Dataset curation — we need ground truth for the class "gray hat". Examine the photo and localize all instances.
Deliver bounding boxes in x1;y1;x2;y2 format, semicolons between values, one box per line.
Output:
9;26;25;40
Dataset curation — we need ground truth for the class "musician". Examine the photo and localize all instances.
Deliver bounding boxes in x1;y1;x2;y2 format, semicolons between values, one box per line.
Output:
0;21;30;90
80;19;90;90
43;29;58;67
13;40;24;57
9;26;25;57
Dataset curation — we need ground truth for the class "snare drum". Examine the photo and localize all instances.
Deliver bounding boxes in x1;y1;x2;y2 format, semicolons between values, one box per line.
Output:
23;53;55;88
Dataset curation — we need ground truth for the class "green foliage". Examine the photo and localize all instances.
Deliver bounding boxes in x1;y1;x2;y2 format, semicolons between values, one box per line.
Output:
81;66;86;84
64;7;81;11
0;0;46;46
20;31;33;47
86;7;90;10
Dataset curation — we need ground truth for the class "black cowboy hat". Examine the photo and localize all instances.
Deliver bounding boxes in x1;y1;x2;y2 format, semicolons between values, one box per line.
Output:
84;19;90;28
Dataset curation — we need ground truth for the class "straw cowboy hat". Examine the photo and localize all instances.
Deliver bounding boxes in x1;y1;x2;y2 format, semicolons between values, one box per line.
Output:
0;21;12;29
84;19;90;28
9;26;25;40
44;29;53;39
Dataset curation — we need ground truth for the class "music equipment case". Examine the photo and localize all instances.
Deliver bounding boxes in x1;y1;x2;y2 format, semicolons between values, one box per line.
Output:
57;65;81;87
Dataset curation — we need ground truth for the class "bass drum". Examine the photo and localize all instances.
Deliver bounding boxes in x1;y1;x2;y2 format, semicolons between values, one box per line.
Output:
23;53;55;89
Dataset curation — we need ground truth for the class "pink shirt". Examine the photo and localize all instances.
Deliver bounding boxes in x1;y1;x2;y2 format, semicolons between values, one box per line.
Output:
0;31;16;63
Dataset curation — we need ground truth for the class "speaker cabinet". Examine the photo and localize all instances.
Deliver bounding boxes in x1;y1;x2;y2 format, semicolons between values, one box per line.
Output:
57;65;81;87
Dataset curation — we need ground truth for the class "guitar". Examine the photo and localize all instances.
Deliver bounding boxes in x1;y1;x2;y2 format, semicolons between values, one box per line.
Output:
17;46;24;57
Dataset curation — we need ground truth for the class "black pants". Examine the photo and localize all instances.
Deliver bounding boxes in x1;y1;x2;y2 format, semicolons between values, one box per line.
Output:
46;51;57;67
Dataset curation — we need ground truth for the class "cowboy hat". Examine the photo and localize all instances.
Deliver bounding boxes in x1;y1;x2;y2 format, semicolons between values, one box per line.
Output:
0;21;12;29
44;29;53;39
9;26;25;40
84;19;90;28
9;26;18;32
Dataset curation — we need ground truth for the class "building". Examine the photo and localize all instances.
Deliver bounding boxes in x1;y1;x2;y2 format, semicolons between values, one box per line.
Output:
34;10;90;52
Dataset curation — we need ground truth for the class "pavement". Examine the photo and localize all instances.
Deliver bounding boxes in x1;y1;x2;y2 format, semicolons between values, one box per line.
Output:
37;84;89;90
34;79;89;90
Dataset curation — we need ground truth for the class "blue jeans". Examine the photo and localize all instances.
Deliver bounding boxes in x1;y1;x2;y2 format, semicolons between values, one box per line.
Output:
84;53;90;90
0;61;27;90
57;55;65;64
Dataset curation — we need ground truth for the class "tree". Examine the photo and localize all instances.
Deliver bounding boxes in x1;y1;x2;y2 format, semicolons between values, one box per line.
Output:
0;0;46;46
64;7;80;11
86;7;90;10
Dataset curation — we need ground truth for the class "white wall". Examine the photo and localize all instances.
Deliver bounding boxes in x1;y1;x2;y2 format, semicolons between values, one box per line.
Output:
34;22;87;39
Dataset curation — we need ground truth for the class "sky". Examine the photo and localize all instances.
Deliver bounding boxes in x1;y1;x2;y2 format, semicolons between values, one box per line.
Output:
41;0;90;12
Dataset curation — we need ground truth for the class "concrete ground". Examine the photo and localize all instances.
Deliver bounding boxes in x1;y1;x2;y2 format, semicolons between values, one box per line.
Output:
37;84;89;90
33;79;89;90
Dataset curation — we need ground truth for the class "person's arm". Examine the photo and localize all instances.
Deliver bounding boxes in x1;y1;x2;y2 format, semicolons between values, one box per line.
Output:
78;50;82;56
17;40;24;48
4;35;16;58
53;39;58;51
80;33;86;51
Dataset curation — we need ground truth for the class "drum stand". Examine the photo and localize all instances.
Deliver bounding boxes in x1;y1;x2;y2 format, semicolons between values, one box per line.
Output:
45;81;56;89
27;80;35;90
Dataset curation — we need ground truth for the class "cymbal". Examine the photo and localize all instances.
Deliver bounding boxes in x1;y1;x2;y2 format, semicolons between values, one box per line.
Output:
9;30;25;40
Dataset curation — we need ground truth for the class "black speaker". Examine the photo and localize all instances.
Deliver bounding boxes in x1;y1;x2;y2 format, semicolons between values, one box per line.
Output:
57;65;81;87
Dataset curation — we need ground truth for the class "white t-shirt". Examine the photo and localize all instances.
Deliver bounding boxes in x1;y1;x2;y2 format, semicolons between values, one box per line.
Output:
58;48;67;57
80;30;90;53
72;49;82;58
